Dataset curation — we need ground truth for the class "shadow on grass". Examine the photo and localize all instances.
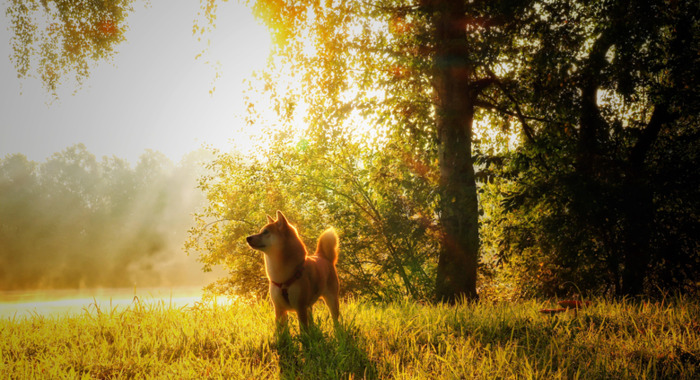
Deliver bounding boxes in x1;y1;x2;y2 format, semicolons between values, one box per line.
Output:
454;308;700;379
274;320;377;379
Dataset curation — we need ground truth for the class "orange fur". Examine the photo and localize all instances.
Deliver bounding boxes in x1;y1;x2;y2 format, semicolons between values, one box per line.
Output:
246;211;340;328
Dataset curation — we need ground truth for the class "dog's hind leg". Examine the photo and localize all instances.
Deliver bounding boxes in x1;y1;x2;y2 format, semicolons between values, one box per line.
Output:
324;294;340;322
324;272;341;322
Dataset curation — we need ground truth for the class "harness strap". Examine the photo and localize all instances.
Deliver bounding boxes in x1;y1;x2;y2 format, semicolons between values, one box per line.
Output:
270;264;304;303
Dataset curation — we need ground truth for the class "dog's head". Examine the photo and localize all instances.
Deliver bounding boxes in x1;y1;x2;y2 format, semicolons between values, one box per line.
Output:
246;210;291;254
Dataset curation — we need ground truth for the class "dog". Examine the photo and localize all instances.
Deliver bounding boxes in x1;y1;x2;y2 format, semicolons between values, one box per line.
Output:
246;211;340;328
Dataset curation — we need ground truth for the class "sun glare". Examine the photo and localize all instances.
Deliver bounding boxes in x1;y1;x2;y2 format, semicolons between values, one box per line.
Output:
191;1;275;158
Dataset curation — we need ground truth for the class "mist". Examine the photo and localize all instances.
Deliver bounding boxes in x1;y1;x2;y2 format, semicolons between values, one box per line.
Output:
0;144;220;291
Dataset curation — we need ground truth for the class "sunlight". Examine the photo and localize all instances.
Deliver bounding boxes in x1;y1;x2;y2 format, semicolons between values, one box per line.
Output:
191;1;274;157
473;116;523;155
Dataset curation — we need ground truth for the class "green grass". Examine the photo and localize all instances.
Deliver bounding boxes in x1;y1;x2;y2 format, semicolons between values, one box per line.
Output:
1;296;699;379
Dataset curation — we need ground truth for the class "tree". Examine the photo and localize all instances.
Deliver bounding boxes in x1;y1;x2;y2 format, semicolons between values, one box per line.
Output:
484;0;700;297
227;0;536;302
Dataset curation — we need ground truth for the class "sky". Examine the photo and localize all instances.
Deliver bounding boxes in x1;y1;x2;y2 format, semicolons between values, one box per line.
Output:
0;0;272;164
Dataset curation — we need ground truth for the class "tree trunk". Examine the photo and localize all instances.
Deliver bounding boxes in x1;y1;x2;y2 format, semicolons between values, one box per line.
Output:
427;0;479;302
620;103;673;296
620;165;652;296
434;104;480;302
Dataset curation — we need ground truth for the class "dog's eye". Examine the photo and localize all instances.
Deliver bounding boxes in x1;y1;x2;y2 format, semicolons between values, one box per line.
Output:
262;229;269;235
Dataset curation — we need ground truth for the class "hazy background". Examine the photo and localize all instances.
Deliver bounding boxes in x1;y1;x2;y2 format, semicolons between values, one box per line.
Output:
0;0;271;163
0;0;272;291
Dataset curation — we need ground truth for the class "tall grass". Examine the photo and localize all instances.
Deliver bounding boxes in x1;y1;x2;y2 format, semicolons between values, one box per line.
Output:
1;296;698;379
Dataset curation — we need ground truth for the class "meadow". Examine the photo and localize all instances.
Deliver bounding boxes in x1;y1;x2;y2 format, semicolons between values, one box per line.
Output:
1;296;698;379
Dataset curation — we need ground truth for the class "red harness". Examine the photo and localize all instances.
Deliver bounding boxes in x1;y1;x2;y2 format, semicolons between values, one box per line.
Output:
270;264;304;303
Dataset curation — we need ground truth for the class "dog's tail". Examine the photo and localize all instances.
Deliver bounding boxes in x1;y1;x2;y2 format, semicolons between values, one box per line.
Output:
316;227;338;264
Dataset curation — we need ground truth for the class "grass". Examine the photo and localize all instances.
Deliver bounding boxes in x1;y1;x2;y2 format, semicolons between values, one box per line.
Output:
1;296;699;379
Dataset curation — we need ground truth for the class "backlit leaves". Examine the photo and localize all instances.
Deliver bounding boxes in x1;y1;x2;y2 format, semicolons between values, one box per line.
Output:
6;0;137;95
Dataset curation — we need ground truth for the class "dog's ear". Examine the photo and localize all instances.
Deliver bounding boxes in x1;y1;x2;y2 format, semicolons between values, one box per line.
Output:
276;210;288;226
266;214;275;224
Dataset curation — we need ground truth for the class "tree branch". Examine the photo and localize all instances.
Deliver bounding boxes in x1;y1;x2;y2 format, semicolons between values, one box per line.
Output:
475;98;558;124
471;77;498;94
482;68;537;146
630;103;674;167
577;0;630;169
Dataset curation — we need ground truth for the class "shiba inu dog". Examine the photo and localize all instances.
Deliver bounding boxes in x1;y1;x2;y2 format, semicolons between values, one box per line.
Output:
246;211;340;328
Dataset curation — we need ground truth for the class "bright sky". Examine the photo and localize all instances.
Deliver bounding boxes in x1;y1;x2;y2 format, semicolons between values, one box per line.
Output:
0;0;272;164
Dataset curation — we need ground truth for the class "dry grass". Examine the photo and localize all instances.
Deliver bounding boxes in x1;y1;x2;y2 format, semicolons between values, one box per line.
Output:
1;296;698;379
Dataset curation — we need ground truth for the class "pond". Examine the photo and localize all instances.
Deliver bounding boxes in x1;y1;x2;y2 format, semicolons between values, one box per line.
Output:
0;287;223;319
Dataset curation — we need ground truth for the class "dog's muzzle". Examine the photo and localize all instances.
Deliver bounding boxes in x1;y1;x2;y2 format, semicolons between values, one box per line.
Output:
246;235;265;249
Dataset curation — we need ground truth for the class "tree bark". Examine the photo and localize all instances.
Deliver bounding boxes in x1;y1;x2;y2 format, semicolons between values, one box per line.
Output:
426;0;479;302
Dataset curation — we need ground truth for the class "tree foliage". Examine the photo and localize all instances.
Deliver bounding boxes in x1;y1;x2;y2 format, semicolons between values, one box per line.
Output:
479;0;700;297
0;145;211;289
185;127;440;301
6;0;139;94
192;0;699;300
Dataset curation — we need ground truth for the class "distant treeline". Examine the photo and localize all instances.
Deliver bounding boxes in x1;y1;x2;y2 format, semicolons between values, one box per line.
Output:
0;144;213;290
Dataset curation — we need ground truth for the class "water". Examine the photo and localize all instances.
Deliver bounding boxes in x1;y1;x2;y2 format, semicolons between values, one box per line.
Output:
0;287;215;319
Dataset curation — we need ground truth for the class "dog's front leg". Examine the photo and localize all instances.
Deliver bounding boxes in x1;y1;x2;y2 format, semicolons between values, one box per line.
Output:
274;304;288;326
297;305;312;329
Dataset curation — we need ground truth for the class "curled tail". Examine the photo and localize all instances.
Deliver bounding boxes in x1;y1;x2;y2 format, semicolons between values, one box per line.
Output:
316;227;338;264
